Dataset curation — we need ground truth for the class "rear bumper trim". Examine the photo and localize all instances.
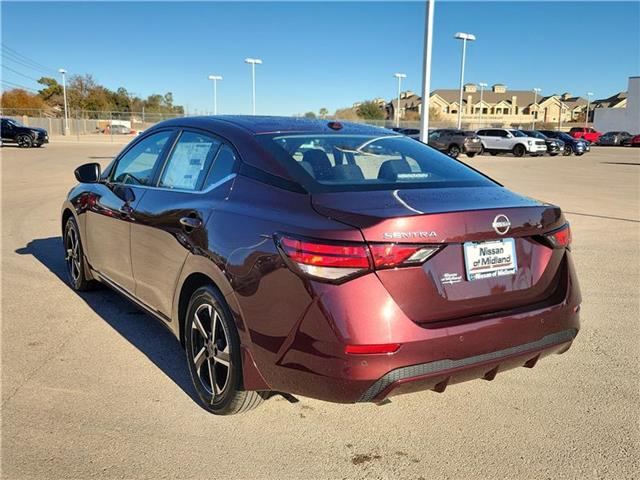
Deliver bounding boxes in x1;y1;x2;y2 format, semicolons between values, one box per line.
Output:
358;328;578;402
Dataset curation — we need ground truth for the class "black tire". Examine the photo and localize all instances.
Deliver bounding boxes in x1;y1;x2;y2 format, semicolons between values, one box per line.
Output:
17;134;33;148
63;217;95;291
563;145;572;156
185;285;264;415
447;144;461;158
550;152;559;157
466;152;476;158
479;144;485;155
575;152;585;156
490;152;498;156
512;144;526;157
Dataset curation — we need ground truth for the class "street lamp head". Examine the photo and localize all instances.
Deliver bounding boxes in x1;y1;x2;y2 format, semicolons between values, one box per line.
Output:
533;88;542;93
587;92;594;96
393;73;407;79
478;82;488;87
454;32;476;41
58;68;67;74
208;75;223;81
245;58;262;65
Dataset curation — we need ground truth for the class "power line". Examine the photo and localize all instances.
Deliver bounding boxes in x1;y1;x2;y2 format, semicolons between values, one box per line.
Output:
0;79;38;93
2;64;40;82
1;44;57;74
1;51;53;76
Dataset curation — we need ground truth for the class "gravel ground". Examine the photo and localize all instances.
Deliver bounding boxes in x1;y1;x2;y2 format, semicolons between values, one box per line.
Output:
1;142;639;479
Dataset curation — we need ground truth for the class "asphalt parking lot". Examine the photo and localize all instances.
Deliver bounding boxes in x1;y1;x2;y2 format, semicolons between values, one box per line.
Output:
2;142;639;479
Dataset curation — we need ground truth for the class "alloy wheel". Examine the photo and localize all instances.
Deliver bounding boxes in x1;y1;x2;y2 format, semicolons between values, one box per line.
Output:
65;226;81;283
448;145;460;158
17;135;33;148
189;303;231;399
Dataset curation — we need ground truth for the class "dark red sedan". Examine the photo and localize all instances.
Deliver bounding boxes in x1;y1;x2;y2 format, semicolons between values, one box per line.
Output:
61;116;581;414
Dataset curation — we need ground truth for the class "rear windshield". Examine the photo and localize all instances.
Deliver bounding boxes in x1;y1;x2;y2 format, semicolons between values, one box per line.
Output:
256;133;496;192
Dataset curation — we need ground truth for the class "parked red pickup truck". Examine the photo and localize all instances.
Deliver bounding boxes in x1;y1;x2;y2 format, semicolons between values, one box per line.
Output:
569;127;602;143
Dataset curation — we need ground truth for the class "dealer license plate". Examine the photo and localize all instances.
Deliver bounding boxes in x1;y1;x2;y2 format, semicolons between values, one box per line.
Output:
463;238;517;281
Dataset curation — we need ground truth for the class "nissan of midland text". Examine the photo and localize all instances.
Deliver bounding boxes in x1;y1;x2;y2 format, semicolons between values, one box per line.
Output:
61;116;581;414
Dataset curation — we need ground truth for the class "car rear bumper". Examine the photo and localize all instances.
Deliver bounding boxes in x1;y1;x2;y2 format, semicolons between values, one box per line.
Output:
463;142;483;154
256;253;581;403
359;328;576;401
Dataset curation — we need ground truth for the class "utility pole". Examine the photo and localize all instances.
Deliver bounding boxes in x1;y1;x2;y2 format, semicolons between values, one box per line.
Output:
419;0;435;142
393;73;407;128
59;68;69;135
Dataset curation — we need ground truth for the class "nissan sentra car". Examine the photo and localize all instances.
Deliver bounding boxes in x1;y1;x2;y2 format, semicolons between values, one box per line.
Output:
61;116;581;415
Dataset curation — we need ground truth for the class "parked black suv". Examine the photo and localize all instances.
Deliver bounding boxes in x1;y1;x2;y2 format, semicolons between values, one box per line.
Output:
1;117;49;148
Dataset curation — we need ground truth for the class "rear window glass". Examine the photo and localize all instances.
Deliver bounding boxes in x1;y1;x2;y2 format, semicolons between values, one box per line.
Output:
256;134;495;192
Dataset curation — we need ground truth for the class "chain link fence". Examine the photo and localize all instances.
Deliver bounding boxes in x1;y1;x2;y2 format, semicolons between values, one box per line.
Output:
1;108;571;143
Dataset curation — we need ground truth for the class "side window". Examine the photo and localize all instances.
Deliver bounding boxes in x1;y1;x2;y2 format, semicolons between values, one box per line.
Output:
159;131;221;191
112;131;173;185
203;144;237;189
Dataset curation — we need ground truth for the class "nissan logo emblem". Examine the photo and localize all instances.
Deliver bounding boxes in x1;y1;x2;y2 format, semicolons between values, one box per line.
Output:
492;214;511;235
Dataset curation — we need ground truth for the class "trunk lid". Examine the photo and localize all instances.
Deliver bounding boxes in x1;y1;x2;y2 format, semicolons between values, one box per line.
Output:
312;186;567;324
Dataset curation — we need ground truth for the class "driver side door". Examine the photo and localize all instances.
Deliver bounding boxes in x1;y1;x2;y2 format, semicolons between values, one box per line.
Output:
84;129;177;293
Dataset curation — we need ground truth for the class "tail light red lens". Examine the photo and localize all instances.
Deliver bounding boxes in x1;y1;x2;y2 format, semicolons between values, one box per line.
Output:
369;244;439;269
545;224;572;248
280;237;370;268
277;235;440;282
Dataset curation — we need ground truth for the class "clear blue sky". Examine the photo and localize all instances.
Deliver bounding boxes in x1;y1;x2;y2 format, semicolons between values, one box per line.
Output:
2;1;639;115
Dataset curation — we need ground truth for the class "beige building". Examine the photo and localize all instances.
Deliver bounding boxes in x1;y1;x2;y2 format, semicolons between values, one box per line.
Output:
387;84;591;128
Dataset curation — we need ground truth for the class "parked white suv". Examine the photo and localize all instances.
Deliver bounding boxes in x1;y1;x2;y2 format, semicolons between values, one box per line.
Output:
476;128;547;157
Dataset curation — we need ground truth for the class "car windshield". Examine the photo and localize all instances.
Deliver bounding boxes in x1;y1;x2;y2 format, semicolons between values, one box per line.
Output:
557;133;573;141
257;133;496;192
526;131;545;139
510;130;527;137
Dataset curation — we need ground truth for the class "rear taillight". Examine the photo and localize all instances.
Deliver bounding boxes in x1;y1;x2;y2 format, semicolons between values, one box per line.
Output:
369;244;439;269
276;235;440;282
545;224;572;249
278;236;371;281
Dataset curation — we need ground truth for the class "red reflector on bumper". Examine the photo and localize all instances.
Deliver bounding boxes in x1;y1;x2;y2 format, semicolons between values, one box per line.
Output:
345;343;401;354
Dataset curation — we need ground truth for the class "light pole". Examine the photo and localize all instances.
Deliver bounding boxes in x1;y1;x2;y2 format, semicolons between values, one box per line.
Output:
419;0;435;142
393;73;407;128
532;87;541;129
454;32;476;129
244;58;262;115
585;91;594;127
558;101;566;131
59;68;69;135
478;82;487;125
208;75;223;115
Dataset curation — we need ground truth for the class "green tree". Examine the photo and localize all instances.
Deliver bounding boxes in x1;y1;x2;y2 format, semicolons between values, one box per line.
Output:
319;107;328;118
357;101;384;120
303;111;316;119
37;77;63;106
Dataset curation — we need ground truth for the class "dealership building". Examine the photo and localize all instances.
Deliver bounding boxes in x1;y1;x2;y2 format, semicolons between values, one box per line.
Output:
594;77;640;134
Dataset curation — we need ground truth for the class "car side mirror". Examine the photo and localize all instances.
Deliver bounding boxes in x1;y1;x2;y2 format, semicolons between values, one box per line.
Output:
74;162;101;183
506;133;513;138
112;184;136;204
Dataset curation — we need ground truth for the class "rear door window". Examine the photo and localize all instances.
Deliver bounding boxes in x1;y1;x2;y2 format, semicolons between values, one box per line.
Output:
203;144;237;189
159;130;221;191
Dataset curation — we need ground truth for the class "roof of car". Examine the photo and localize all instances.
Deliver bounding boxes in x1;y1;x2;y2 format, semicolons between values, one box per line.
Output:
156;115;394;136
